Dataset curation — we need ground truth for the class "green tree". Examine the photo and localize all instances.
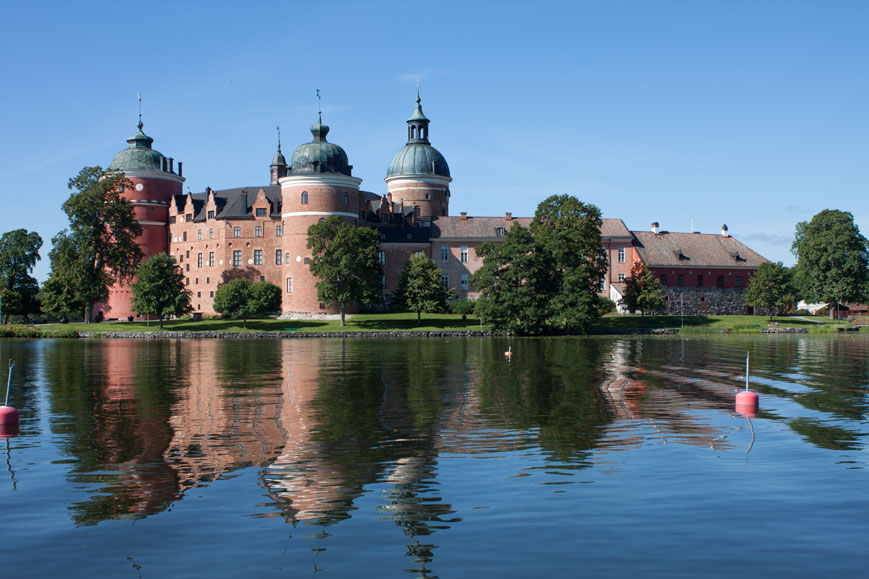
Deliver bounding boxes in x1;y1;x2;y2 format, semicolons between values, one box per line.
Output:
619;261;665;319
52;166;143;322
213;279;281;328
394;253;452;322
307;216;382;326
130;254;192;328
0;229;43;323
529;194;608;331
471;223;556;335
743;261;796;319
41;231;87;322
792;209;869;319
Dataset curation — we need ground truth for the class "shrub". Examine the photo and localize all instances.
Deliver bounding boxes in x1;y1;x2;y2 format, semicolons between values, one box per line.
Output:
449;299;477;315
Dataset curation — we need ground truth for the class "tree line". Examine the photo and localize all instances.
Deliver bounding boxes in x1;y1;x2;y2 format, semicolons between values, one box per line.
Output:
1;166;867;330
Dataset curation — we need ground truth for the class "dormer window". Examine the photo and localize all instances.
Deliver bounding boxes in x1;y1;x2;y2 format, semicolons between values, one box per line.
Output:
255;208;267;217
207;210;215;220
496;227;505;237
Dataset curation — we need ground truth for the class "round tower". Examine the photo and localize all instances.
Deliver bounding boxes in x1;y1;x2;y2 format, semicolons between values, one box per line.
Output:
99;119;184;320
385;93;452;218
279;115;362;314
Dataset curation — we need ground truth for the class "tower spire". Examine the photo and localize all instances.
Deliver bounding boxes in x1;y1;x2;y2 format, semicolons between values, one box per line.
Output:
137;92;143;129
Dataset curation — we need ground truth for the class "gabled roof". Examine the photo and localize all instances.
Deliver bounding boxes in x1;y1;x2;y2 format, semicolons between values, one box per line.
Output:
186;185;282;221
431;216;631;240
632;231;767;268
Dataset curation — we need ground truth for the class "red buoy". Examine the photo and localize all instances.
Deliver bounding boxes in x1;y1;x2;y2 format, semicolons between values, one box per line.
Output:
504;346;513;359
0;406;18;426
735;390;759;418
0;422;19;438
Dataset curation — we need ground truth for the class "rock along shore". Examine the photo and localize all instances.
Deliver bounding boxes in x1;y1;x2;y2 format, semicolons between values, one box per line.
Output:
75;328;681;339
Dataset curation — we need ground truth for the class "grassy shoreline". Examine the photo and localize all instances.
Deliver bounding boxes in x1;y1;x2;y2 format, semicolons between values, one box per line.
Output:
2;313;858;338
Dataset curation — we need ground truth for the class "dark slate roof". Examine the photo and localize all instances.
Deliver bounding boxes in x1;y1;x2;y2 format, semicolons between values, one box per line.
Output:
377;225;432;243
632;231;767;268
387;143;450;178
431;216;631;240
187;185;282;221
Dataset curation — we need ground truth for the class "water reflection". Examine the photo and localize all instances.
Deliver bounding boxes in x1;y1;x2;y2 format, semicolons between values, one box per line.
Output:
4;334;866;568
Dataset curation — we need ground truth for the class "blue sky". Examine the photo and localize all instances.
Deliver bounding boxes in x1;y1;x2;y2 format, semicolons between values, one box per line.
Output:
1;0;866;281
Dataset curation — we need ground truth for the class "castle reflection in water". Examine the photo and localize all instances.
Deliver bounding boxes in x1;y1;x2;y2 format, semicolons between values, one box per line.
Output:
36;335;868;537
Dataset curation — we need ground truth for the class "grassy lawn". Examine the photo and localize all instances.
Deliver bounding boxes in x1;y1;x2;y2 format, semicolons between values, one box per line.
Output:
32;312;859;336
39;312;488;334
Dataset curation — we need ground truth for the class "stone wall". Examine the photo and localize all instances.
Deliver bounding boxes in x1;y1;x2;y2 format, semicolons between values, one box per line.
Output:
660;287;751;315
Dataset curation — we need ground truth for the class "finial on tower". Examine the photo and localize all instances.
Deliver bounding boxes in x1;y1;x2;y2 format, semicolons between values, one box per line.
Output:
316;89;322;124
276;125;281;151
137;92;143;129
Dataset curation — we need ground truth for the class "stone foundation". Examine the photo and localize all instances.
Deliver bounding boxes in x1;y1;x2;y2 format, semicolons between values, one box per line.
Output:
661;287;752;315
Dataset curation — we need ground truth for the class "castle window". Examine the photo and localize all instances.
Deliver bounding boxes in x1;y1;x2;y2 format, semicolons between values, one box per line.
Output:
319;218;325;224
119;183;124;192
186;214;193;222
197;253;203;268
618;273;625;282
207;210;215;219
677;275;684;287
717;275;725;288
197;229;202;240
735;276;743;288
342;192;348;206
276;225;282;237
304;257;310;264
197;291;201;298
460;246;468;263
496;227;505;237
441;272;449;289
233;226;241;238
441;246;449;262
232;250;241;266
285;252;291;262
661;275;667;285
378;251;386;265
618;247;625;263
209;228;214;239
286;277;293;293
698;275;704;287
183;232;187;242
209;291;214;298
275;249;282;265
359;210;365;219
301;191;308;205
260;276;265;282
256;208;267;217
255;225;263;237
461;274;469;291
254;249;263;265
599;279;606;292
170;216;176;224
381;214;387;223
208;252;214;267
425;193;430;200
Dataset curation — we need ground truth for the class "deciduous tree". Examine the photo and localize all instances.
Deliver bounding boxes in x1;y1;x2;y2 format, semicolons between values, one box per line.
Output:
619;261;665;319
213;279;281;328
53;166;143;322
130;254;192;328
792;210;869;319
0;229;43;323
394;253;451;322
471;223;556;335
530;194;608;331
41;231;87;322
743;261;796;319
307;217;382;326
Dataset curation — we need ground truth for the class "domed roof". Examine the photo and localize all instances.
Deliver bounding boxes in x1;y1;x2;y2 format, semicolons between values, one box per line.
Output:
386;93;450;179
108;121;167;172
289;116;352;176
387;143;450;178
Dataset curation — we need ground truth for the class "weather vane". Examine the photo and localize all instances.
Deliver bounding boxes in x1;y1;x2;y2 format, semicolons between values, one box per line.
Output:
316;89;321;114
138;92;142;124
276;125;281;148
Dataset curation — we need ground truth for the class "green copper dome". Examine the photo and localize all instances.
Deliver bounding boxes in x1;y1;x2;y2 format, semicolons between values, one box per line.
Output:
387;143;450;178
386;94;450;178
108;121;167;172
289;116;352;176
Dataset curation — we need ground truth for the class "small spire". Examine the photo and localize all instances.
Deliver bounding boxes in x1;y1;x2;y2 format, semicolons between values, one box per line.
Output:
137;92;143;129
276;125;281;152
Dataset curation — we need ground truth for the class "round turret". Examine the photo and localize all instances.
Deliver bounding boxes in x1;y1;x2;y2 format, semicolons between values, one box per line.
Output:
289;116;352;176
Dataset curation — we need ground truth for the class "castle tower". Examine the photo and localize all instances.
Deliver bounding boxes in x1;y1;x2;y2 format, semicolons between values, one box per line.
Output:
385;92;452;218
279;115;362;314
99;119;184;319
270;131;288;184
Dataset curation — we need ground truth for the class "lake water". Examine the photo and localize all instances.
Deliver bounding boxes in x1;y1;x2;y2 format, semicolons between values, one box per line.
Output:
1;335;867;578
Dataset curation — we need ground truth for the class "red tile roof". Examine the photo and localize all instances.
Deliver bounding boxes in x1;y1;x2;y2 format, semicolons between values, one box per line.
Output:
633;231;767;268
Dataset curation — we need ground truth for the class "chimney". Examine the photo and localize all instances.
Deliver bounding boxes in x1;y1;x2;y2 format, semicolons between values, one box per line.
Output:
169;157;174;173
460;212;468;220
387;192;393;203
505;212;513;220
241;190;248;212
651;222;659;234
178;162;183;177
721;224;729;237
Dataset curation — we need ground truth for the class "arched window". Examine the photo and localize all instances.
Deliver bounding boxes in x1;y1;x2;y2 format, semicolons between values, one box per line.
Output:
301;191;308;205
342;192;348;205
319;218;325;224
